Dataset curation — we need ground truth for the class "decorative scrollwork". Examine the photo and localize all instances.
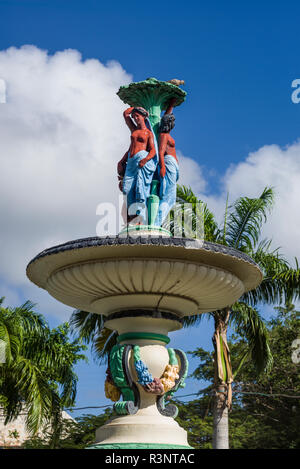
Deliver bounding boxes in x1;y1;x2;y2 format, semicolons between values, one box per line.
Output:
105;344;188;418
156;348;189;418
105;344;139;415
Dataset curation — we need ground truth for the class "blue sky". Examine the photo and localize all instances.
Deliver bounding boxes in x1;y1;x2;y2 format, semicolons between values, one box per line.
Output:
1;0;300;417
1;0;300;181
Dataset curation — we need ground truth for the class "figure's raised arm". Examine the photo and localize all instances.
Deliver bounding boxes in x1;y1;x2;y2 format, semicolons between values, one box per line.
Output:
123;107;136;132
165;97;177;115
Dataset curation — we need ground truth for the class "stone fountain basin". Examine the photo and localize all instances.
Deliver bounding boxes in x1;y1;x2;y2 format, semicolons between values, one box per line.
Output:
26;236;262;318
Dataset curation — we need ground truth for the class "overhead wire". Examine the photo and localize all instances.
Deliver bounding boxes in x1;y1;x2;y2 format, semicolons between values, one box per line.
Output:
64;389;300;411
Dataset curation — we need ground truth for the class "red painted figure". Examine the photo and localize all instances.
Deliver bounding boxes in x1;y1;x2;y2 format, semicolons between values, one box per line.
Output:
117;107;156;187
118;107;158;224
154;98;179;227
158;98;178;178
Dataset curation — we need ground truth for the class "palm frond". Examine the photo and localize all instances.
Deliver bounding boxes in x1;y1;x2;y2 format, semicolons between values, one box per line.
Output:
221;192;229;244
70;309;118;364
10;301;47;338
1;302;86;437
92;328;118;364
272;260;300;302
226;186;274;251
176;184;220;241
230;302;273;374
8;357;59;434
0;313;21;362
176;185;199;205
70;310;105;342
182;314;204;327
242;247;300;305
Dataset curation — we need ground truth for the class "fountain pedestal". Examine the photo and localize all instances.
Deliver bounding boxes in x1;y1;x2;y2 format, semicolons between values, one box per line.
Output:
93;314;189;449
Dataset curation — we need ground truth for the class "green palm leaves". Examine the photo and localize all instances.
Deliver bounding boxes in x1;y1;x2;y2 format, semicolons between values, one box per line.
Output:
0;299;86;436
70;186;299;415
230;302;272;376
225;187;274;251
70;310;117;364
176;184;299;385
176;185;219;241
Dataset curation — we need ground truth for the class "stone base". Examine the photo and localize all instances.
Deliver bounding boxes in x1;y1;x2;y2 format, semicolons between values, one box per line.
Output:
87;443;193;449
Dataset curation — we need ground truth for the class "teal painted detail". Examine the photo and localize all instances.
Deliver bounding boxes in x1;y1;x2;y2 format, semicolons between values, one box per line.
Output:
148;179;160;225
117;332;170;344
109;345;135;415
109;345;127;389
109;344;188;418
133;345;141;362
113;402;130;415
157;394;179;419
150;179;159;196
178;349;189;389
117;77;187;139
118;224;171;236
168;348;178;366
87;443;193;449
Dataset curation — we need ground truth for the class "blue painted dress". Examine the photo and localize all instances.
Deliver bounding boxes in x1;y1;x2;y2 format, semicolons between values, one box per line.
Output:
122;118;158;223
122;150;157;222
154;154;179;226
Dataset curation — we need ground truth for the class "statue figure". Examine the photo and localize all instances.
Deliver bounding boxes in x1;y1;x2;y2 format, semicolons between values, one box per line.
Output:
117;107;158;223
154;98;179;227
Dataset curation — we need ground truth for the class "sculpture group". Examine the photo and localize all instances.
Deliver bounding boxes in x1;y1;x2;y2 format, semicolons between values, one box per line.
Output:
25;76;265;449
117;78;185;228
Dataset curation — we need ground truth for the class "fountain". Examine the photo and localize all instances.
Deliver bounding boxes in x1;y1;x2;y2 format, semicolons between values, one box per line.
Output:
26;78;262;449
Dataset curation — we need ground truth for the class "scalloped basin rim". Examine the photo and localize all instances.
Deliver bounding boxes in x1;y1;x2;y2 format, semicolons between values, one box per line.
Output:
26;236;263;294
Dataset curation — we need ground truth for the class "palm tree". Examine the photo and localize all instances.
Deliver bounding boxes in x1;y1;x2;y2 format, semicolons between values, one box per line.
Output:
70;186;300;449
70;311;117;364
0;299;86;443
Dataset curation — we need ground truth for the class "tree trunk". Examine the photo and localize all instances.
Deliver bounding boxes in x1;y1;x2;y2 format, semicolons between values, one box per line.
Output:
212;384;229;449
212;309;232;449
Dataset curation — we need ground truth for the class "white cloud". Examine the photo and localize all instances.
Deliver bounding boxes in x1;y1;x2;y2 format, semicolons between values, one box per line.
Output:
221;142;300;263
0;78;6;103
0;45;203;319
177;151;206;192
192;141;300;266
1;45;298;321
0;45;130;317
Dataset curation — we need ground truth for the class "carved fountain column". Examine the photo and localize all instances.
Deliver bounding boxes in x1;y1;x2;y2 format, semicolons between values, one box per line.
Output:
26;236;262;449
26;79;262;448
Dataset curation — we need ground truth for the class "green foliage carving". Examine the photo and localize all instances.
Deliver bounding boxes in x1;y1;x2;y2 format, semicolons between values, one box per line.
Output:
117;77;186;137
117;77;186;111
109;345;136;415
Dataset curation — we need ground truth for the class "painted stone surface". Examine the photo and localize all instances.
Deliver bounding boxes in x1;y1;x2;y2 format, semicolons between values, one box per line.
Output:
117;78;185;227
25;77;263;448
